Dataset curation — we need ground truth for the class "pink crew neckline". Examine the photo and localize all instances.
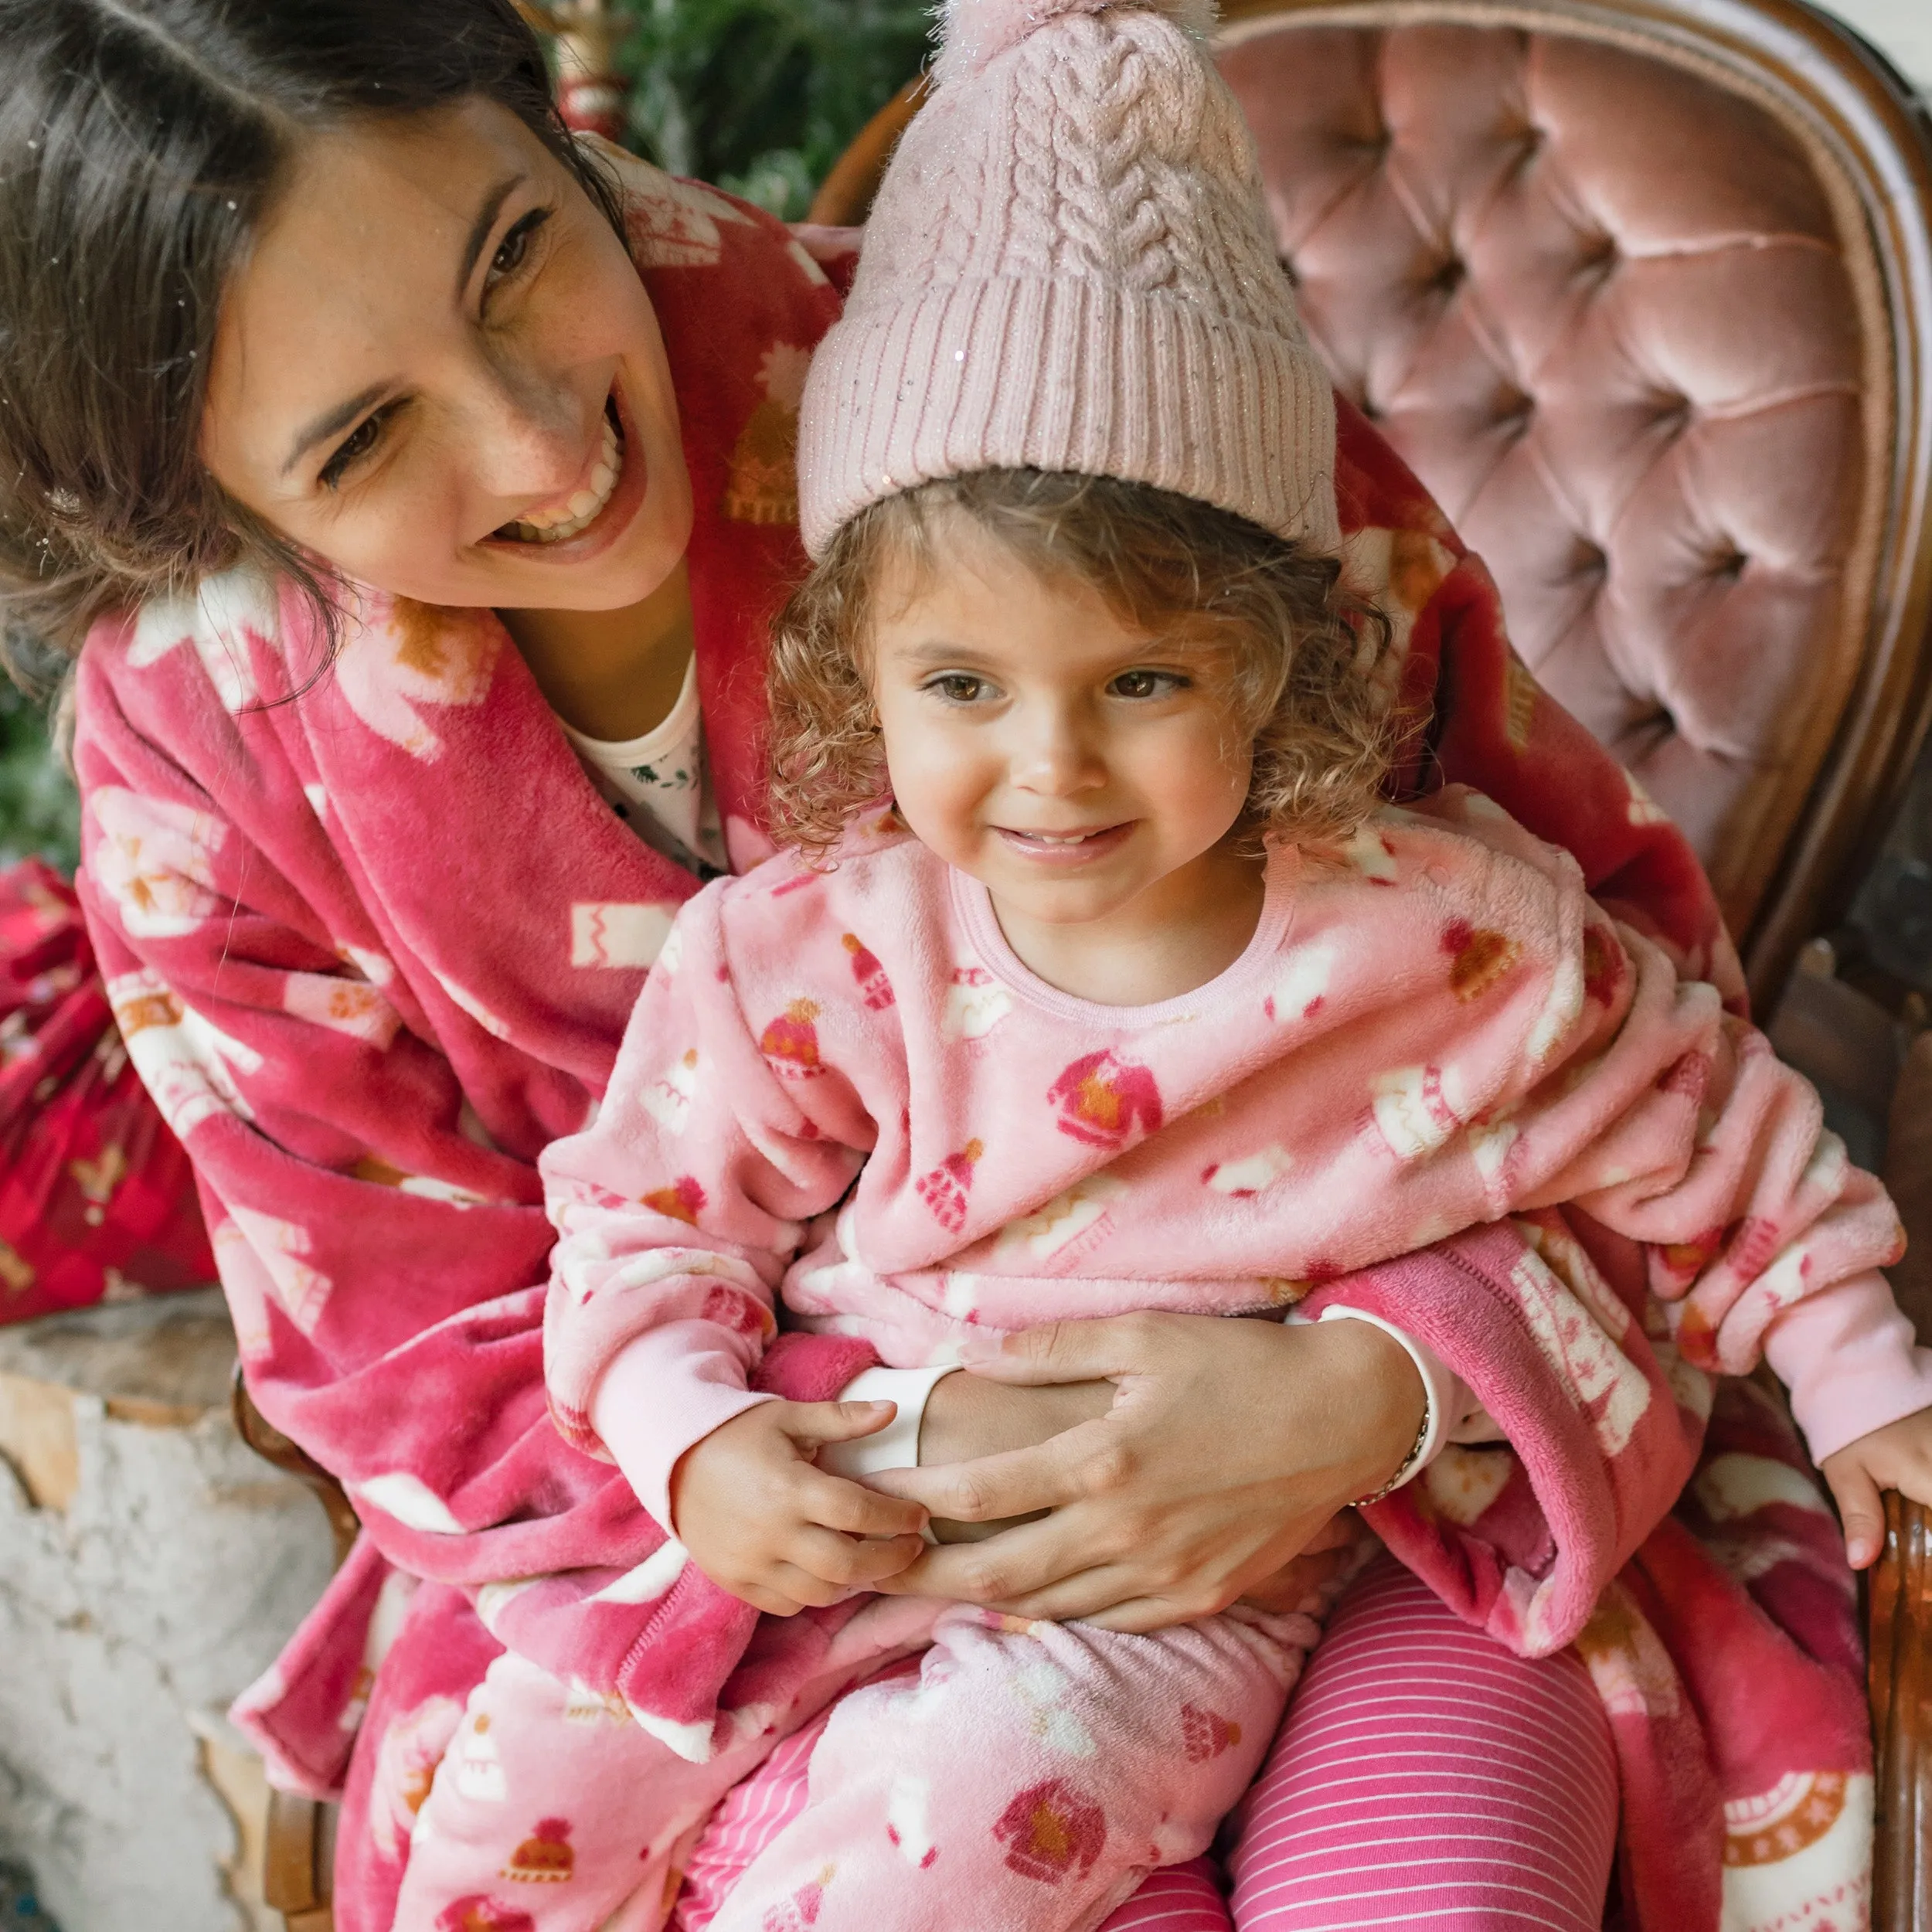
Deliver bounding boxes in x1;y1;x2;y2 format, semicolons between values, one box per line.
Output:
948;844;1301;1028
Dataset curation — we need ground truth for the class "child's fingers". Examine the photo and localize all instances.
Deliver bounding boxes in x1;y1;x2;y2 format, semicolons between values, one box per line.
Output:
760;1561;858;1614
795;1464;930;1539
1825;1458;1886;1570
782;1398;900;1451
789;1523;927;1592
735;1580;808;1618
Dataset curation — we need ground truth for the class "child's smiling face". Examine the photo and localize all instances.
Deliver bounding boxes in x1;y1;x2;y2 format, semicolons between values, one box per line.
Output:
867;509;1259;955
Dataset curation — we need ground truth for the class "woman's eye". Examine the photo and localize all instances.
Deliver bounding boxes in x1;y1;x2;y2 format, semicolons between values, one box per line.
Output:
1110;668;1183;699
318;411;386;491
487;209;550;291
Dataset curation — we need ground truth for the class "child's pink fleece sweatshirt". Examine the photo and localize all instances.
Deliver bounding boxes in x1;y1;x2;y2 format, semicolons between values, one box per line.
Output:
540;790;1923;1522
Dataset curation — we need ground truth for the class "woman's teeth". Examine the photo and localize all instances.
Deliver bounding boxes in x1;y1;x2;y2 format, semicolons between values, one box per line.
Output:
502;413;622;543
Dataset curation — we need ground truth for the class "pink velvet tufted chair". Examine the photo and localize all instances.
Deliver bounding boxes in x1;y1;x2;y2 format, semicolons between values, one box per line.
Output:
807;0;1932;1923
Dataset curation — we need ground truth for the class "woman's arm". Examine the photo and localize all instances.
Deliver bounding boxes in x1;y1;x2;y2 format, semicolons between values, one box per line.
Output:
869;1310;1425;1632
869;1210;1709;1656
69;615;888;1659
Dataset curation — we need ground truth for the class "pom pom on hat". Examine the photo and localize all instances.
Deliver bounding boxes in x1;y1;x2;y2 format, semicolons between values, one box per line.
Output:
932;0;1218;87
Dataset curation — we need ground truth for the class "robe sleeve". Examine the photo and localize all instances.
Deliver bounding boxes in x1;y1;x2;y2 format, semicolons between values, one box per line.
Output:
1528;932;1918;1458
1304;1217;1706;1658
70;631;874;1604
541;881;875;1519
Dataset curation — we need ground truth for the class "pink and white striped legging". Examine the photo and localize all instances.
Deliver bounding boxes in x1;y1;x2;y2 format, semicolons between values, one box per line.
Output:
675;1558;1619;1931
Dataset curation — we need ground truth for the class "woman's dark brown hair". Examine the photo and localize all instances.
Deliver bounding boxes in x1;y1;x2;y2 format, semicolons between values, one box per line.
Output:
767;469;1405;857
0;0;624;679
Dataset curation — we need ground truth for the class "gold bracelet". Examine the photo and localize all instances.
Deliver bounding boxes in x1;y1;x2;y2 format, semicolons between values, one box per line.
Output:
1350;1399;1432;1509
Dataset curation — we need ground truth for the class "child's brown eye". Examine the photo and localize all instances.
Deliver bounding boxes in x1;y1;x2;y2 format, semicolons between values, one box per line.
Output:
1111;669;1177;699
930;674;988;703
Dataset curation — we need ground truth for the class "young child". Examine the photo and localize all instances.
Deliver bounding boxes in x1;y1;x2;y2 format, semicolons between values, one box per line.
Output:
406;2;1931;1927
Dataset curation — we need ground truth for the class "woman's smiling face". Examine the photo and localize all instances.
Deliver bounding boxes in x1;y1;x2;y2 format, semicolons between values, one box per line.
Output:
200;98;691;611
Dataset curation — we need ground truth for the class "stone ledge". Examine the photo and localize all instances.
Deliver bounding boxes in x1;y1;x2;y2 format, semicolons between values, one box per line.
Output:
0;1291;338;1932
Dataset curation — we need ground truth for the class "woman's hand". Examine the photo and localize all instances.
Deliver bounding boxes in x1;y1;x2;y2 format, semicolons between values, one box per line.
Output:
865;1311;1423;1633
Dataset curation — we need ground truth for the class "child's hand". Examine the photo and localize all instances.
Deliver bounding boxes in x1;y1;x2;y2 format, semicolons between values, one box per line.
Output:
1819;1406;1932;1568
669;1400;931;1616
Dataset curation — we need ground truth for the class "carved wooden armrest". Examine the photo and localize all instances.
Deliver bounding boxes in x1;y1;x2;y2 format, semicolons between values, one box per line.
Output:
230;1366;361;1568
1871;1491;1932;1929
804;77;927;226
262;1790;335;1930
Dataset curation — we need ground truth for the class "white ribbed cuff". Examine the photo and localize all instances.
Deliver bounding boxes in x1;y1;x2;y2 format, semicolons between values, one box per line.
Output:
817;1364;964;1480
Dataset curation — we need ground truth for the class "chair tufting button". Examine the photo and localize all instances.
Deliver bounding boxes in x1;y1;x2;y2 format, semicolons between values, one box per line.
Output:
1577;235;1620;279
1709;549;1748;581
1509;127;1545;172
1496;389;1535;434
1571;537;1608;580
1430;257;1466;296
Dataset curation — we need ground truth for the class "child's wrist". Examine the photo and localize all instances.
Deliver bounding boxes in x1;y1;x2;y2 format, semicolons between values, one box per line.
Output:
914;1369;1114;1468
817;1364;960;1479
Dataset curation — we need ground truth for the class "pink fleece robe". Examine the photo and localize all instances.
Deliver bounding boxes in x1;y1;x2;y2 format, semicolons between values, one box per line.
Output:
542;791;1919;1527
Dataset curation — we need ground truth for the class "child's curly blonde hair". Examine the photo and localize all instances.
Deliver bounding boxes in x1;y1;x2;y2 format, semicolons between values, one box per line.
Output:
766;469;1408;859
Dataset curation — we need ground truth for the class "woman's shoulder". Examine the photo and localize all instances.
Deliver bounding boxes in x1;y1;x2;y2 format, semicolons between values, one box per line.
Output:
600;143;801;269
74;566;309;790
591;140;845;327
82;566;287;703
74;566;510;795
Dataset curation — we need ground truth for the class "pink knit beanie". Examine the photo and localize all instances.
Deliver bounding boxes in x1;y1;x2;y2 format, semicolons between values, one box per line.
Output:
797;0;1340;559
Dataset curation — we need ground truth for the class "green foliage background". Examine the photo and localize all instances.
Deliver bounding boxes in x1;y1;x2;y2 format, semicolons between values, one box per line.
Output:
0;683;80;872
0;0;930;874
615;0;930;219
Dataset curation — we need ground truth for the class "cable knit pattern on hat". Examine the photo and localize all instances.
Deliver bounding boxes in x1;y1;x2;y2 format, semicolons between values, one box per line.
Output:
929;0;1219;87
798;0;1341;556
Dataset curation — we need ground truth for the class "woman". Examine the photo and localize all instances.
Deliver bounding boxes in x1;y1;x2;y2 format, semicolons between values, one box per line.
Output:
0;3;1856;1928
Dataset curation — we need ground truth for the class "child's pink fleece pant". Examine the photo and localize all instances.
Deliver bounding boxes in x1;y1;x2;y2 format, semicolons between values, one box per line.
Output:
395;1599;1315;1931
676;1560;1618;1932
